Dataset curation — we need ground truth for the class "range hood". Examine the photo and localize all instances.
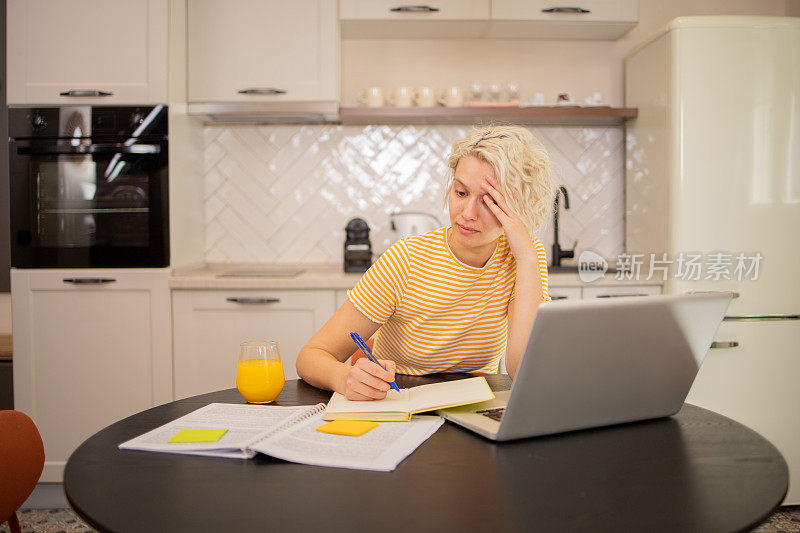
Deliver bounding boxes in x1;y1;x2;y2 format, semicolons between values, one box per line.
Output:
187;101;339;124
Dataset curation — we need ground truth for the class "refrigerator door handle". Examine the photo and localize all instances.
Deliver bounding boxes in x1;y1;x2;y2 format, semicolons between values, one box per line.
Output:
723;314;800;321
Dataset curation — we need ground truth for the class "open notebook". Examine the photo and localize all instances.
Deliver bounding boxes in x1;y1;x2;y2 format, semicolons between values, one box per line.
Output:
118;403;443;472
323;376;495;421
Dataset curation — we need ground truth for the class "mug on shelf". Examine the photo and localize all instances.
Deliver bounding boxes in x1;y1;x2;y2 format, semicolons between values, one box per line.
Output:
388;87;415;107
439;87;465;107
357;87;386;107
414;87;437;107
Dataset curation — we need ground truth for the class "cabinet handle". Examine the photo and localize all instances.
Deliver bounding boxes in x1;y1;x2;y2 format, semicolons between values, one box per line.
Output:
595;293;647;298
237;88;287;95
63;278;117;284
685;290;740;299
18;144;161;155
550;295;569;300
390;5;440;12
59;90;113;97
710;341;739;349
723;314;800;322
541;7;591;14
226;297;280;305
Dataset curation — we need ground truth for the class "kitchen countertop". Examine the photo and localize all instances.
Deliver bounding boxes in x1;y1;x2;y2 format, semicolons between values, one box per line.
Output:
170;264;663;290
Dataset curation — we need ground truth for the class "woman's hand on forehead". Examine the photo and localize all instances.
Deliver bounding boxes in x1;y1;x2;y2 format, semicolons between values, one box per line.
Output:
481;175;538;265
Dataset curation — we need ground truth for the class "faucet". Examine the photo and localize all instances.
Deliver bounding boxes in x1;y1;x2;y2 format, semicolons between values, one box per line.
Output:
552;186;576;268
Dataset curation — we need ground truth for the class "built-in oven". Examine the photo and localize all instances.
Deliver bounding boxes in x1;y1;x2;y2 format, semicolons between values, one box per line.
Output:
9;106;169;267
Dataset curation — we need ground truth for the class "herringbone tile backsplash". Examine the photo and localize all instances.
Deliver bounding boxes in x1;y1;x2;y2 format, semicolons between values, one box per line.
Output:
203;124;624;266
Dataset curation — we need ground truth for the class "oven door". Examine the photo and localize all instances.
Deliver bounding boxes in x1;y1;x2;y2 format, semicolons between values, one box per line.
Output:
9;138;169;267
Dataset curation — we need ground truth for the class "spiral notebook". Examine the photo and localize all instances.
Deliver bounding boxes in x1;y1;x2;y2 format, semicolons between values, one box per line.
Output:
118;403;443;472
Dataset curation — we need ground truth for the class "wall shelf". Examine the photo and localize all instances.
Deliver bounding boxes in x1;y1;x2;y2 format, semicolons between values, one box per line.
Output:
339;106;638;126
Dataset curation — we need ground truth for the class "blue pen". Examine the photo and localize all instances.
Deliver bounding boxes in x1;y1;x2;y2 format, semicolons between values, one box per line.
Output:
350;332;401;392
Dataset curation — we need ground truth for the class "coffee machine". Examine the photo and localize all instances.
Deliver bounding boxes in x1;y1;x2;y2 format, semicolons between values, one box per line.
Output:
344;218;372;273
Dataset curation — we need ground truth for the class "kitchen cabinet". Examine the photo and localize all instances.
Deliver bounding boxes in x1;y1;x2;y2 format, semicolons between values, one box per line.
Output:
6;0;168;105
582;284;662;298
548;286;582;301
335;290;350;309
487;0;638;39
340;0;490;39
11;268;172;481
172;289;336;400
187;0;338;103
340;0;636;40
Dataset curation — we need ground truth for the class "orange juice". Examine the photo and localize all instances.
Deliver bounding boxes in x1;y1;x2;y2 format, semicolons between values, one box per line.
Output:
236;359;285;403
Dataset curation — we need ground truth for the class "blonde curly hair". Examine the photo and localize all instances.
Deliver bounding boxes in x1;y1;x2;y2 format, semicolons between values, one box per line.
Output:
446;125;555;236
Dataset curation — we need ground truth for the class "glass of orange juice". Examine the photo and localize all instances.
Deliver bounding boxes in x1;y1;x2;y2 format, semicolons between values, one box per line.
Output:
236;341;285;404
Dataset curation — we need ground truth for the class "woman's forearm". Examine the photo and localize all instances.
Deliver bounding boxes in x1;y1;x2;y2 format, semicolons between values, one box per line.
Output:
295;347;349;393
505;260;546;379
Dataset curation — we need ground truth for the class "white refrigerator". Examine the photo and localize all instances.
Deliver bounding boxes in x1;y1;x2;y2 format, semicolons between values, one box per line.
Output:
625;16;800;503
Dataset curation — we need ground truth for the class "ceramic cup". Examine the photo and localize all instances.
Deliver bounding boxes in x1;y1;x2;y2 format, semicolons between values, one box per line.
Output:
414;87;437;107
488;82;502;103
470;81;483;102
357;87;386;107
439;87;465;107
388;87;415;107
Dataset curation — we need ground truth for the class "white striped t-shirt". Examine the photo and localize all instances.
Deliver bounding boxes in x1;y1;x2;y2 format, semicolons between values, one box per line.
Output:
347;226;550;375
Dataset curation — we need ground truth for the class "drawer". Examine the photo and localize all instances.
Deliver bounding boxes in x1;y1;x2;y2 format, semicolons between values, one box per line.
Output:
582;285;662;299
181;289;331;311
548;286;582;301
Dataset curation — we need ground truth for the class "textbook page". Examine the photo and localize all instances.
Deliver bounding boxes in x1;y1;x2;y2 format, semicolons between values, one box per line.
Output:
324;388;412;418
408;377;494;413
118;403;319;457
251;413;444;472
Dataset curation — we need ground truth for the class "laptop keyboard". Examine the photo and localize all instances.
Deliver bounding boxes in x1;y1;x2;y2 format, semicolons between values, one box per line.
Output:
476;407;505;422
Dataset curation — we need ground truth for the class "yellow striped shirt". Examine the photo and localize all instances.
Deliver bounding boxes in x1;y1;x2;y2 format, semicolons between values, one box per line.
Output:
347;226;550;375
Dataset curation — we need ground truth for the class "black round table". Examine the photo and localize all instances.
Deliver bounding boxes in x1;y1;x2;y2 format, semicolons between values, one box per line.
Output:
64;374;788;533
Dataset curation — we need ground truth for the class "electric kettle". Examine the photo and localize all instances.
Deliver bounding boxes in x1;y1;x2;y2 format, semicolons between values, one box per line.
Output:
389;211;442;241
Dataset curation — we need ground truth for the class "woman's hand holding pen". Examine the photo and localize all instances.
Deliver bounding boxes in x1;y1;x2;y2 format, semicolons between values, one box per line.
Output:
343;358;397;401
480;175;538;266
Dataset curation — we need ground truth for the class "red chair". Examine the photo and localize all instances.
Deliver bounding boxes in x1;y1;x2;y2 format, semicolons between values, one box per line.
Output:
350;337;375;366
0;411;45;533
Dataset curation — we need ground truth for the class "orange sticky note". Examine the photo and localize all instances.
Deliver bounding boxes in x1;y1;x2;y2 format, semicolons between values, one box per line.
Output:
316;420;379;437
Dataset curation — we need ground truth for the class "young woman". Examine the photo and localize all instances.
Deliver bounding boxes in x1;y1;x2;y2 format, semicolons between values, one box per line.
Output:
296;125;555;399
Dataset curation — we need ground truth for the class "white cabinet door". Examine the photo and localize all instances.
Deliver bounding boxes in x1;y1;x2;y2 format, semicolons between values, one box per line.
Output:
6;0;168;105
172;290;336;400
340;0;489;38
11;268;172;482
487;0;637;39
335;290;350;309
188;0;338;102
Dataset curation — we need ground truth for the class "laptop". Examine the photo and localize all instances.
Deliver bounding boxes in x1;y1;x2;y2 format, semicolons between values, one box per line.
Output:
438;292;732;441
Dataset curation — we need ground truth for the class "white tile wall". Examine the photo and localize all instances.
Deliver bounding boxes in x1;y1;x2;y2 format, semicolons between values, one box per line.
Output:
202;124;624;266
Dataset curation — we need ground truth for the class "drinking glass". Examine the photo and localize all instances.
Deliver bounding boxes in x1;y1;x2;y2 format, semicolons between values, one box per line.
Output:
236;341;285;404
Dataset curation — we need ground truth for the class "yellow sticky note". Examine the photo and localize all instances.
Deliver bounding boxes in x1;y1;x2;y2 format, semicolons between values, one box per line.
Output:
169;429;228;443
316;420;379;437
